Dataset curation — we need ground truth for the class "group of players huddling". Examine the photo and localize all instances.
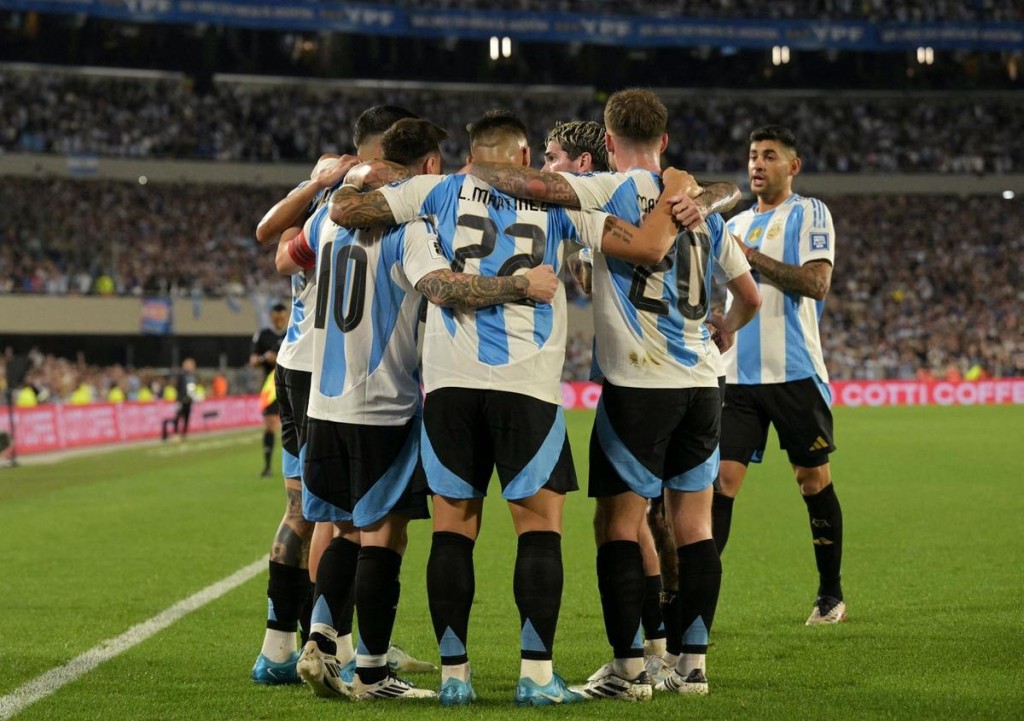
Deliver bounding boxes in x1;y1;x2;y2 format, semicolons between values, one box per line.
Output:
246;87;846;705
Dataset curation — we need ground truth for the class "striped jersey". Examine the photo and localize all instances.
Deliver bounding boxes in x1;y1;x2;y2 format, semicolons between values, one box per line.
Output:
561;169;750;389
276;181;330;374
379;174;610;405
723;194;835;385
301;204;449;425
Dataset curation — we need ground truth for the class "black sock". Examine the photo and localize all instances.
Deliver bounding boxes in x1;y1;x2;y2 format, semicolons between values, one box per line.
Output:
803;483;844;600
427;531;475;666
513;531;563;662
677;539;721;655
311;536;360;652
661;587;682;657
596;540;645;659
298;579;314;645
711;492;735;554
355;546;402;684
262;430;274;471
266;560;311;634
641;575;666;642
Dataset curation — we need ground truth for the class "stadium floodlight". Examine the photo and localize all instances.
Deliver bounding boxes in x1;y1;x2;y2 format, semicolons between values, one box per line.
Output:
501;36;512;59
489;36;499;61
1003;190;1015;200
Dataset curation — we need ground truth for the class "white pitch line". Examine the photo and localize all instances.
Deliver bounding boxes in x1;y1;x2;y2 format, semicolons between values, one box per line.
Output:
0;555;268;721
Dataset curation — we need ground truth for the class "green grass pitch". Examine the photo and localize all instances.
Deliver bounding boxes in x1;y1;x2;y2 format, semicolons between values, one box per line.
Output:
2;406;1022;720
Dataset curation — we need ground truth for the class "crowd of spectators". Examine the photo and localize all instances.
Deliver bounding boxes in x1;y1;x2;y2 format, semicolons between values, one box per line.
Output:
8;177;1018;380
0;177;287;298
0;349;258;406
2;70;1021;174
363;0;1024;21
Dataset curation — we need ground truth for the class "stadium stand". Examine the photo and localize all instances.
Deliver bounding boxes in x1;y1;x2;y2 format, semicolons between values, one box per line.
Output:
2;175;1020;381
2;70;1021;173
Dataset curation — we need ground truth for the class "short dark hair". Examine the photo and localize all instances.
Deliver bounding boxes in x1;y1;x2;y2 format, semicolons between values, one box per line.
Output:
749;125;799;156
467;109;529;147
270;302;288;313
382;118;449;167
353;105;418;148
545;120;608;172
603;89;667;144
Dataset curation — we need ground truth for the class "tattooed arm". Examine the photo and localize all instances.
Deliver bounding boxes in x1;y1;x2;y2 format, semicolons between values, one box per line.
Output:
695;181;742;217
329;186;396;228
416;265;559;310
741;241;832;301
595;167;697;265
466;162;583;207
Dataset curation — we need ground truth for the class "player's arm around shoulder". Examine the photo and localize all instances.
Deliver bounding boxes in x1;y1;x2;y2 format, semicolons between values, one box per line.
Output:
590;167;696;265
465;162;583;207
256;154;357;244
330;167;443;229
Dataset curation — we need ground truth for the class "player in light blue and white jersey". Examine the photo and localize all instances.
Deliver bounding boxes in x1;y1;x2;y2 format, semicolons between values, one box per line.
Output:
249;149;357;686
282;117;560;702
465;89;760;700
713;125;846;628
331;111;691;707
250;105;437;688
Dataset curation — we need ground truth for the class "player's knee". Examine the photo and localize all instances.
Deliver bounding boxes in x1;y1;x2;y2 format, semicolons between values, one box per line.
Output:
716;461;746;497
795;464;831;495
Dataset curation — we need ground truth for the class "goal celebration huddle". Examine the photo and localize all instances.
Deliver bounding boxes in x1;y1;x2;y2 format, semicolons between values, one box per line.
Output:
247;87;846;706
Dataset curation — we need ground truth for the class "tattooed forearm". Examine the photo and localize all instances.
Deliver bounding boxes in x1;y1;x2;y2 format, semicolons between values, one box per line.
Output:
329;187;396;228
696;181;742;216
416;269;529;310
747;254;831;300
603;215;635;246
468;162;581;207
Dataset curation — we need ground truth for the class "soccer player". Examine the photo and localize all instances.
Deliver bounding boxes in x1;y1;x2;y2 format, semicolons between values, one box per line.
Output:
250;106;433;686
541;120;609;174
713;125;846;626
281;117;561;702
464;89;759;698
331;110;698;706
250;303;288;478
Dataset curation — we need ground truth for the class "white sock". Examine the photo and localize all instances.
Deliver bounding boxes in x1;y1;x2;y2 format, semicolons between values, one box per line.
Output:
357;652;388;671
260;629;297;662
520;659;553;685
644;638;667;658
664;652;680;668
613;657;645;681
442;662;471;683
336;633;354;664
679;653;706;675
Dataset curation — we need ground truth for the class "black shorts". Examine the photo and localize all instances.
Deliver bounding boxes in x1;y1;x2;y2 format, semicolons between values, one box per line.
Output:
303;417;429;528
720;378;835;468
590;381;721;499
275;365;311;479
421;387;578;500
